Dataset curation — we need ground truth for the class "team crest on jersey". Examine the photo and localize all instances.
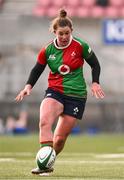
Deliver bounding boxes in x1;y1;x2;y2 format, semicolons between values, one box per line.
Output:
71;51;76;57
48;54;56;60
58;64;70;75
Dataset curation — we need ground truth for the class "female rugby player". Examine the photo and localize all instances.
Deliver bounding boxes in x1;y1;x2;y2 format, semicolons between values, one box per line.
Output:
15;9;105;175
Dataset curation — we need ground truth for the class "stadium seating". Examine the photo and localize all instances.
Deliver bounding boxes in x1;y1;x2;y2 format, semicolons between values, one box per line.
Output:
67;0;80;7
64;6;77;16
91;6;105;18
37;0;51;8
53;0;66;8
105;6;120;17
33;6;46;17
96;0;108;7
46;6;59;17
120;7;124;16
32;0;124;18
76;7;90;18
1;0;124;18
109;0;124;7
80;0;96;7
0;0;4;5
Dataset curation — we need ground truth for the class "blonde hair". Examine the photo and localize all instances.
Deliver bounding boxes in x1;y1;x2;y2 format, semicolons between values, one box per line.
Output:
49;9;73;32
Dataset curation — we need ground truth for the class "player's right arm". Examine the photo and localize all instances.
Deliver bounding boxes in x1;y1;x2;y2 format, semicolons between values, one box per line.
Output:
15;47;47;102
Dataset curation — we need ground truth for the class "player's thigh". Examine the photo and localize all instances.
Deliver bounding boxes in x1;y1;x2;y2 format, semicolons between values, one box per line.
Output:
40;98;64;120
54;115;77;136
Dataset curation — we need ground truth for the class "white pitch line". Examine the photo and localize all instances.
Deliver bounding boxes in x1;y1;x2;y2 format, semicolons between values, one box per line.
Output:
95;153;124;158
0;158;15;162
56;160;124;164
1;152;124;158
1;158;124;164
0;152;33;157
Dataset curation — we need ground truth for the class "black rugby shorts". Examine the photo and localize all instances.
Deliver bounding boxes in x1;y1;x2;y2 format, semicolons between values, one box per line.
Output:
44;88;87;120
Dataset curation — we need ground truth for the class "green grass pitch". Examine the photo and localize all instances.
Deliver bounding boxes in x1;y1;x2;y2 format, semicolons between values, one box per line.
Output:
0;134;124;179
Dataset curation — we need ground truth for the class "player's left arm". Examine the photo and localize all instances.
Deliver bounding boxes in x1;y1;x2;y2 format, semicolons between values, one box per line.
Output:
83;43;105;99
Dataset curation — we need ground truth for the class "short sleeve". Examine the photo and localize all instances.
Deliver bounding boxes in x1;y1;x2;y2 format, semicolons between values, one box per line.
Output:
82;42;92;60
37;47;47;65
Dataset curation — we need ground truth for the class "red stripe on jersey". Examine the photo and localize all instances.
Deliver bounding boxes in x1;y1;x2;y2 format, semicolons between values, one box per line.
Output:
63;39;84;70
48;72;64;93
37;47;47;65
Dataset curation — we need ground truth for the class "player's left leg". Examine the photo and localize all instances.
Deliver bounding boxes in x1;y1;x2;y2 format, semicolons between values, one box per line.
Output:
53;115;77;155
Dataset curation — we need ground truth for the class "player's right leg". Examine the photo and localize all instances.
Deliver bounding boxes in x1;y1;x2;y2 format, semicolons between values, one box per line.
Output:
39;97;64;146
31;96;64;175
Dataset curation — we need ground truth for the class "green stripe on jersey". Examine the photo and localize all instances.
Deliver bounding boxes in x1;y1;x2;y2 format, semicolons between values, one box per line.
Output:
63;67;87;97
45;43;63;74
74;37;91;59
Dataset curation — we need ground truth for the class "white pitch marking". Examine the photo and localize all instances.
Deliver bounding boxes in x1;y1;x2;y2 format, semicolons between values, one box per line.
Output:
0;157;124;164
95;153;124;158
0;158;15;162
56;160;124;164
0;152;33;157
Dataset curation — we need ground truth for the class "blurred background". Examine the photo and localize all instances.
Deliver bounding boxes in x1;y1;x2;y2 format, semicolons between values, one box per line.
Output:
0;0;124;135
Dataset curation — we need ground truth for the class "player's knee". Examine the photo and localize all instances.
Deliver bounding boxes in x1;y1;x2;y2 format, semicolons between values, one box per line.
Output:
39;115;48;129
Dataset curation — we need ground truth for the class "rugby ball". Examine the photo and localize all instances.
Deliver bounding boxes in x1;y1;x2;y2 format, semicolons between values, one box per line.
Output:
36;146;56;170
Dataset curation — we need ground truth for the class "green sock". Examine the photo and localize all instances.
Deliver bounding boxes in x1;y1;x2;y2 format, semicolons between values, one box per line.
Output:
40;141;53;148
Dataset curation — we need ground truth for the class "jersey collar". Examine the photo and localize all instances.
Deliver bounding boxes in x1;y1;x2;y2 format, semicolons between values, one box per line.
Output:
53;35;73;49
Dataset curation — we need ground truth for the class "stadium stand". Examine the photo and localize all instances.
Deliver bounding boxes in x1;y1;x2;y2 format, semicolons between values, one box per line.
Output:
109;0;124;7
0;0;4;10
1;0;35;16
76;6;90;18
96;0;108;7
32;0;124;18
105;6;120;17
67;0;80;7
81;0;96;7
1;0;124;18
91;6;105;18
121;7;124;16
53;0;66;8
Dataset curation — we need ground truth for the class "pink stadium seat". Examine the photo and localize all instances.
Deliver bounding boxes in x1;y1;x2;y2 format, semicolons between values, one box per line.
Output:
46;6;59;17
105;7;120;17
67;0;80;7
33;6;46;17
120;7;124;17
109;0;124;7
76;7;90;17
0;0;3;4
65;6;76;17
37;0;51;7
53;0;66;7
91;6;105;18
81;0;96;7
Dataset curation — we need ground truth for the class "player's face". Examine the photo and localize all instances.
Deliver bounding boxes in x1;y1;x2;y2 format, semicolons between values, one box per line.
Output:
55;26;72;47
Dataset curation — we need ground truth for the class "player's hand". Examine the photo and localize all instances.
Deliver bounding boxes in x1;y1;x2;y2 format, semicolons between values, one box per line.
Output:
91;82;105;99
15;84;32;102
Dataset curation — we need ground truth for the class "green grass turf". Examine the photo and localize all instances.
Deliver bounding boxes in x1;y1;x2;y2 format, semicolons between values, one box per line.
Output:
0;134;124;179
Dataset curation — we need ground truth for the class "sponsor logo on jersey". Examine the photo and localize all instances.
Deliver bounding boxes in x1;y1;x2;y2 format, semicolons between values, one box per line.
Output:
48;54;56;60
58;64;70;75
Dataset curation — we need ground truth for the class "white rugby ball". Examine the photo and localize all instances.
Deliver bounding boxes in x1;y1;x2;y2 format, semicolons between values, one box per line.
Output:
36;146;56;170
